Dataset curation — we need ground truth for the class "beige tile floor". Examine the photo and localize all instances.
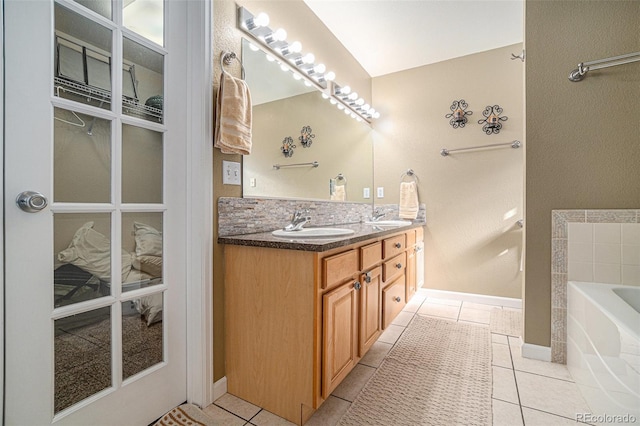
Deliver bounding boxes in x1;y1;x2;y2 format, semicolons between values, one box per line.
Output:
204;289;593;425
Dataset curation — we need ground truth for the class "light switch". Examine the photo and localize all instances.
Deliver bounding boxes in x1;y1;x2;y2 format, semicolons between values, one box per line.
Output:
222;161;241;185
377;187;384;198
363;188;370;199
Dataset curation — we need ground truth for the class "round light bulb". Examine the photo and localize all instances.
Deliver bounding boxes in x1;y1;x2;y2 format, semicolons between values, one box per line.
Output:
304;80;312;87
254;13;270;28
350;112;356;118
373;111;381;119
363;103;370;111
273;28;287;42
265;54;275;62
329;98;337;105
348;92;358;101
249;43;259;52
340;85;351;95
337;104;345;110
289;41;302;53
302;53;315;64
280;64;289;72
344;109;350;115
314;63;326;74
322;93;329;99
356;98;365;106
325;71;336;81
356;117;363;122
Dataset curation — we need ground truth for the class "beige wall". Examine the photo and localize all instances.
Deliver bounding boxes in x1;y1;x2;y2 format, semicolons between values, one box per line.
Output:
212;0;372;381
524;1;640;347
372;44;525;299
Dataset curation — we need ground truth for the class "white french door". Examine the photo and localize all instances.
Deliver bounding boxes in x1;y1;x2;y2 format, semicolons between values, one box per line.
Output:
3;0;191;424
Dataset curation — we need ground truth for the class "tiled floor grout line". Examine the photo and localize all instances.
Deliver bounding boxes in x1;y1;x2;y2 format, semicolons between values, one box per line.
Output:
212;402;252;423
505;332;526;425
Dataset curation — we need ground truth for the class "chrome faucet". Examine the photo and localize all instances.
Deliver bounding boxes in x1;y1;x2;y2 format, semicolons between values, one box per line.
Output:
284;209;311;231
370;208;386;222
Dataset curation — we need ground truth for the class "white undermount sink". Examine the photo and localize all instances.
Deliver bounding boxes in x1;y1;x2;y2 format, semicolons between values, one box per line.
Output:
365;220;413;227
271;227;355;238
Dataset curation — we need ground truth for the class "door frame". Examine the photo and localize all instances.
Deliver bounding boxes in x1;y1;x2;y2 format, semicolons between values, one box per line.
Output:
0;0;216;415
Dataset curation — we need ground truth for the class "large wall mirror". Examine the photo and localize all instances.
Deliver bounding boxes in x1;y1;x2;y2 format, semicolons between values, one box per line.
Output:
241;38;374;203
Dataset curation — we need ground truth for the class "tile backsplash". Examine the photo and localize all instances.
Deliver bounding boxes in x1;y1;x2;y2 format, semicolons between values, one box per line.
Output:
568;223;640;285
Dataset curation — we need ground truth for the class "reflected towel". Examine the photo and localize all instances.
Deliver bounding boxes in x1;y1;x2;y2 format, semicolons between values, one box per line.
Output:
331;185;346;201
214;73;252;155
399;181;419;219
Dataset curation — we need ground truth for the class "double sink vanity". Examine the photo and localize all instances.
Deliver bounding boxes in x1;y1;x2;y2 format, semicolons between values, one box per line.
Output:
220;217;425;425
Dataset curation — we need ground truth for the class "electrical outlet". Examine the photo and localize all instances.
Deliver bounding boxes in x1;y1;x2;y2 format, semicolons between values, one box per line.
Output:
250;178;256;187
363;188;370;199
222;161;241;185
377;187;384;198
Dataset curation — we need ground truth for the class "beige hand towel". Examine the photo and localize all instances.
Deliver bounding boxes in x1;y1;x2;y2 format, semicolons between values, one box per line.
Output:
399;181;419;219
331;185;346;201
214;72;252;155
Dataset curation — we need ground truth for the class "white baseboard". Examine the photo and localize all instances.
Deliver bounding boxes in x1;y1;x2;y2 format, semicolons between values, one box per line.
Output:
521;340;552;362
421;288;522;309
213;376;227;401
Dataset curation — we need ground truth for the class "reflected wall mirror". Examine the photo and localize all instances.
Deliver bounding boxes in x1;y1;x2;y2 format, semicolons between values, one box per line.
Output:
241;38;374;204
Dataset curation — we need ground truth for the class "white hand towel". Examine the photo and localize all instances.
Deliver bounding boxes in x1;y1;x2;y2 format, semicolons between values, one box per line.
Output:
399;181;419;219
331;185;346;201
214;72;253;155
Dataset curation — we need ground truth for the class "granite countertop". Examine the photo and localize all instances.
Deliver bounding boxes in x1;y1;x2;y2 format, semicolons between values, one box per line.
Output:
218;221;426;252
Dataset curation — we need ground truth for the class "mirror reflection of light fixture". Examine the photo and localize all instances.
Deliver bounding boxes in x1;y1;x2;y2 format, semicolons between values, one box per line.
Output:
237;6;379;123
478;105;508;135
445;99;472;129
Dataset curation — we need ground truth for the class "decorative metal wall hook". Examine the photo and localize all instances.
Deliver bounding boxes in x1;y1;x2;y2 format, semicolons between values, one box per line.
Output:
299;125;315;148
510;50;525;62
281;136;296;157
445;100;472;128
478;105;508;135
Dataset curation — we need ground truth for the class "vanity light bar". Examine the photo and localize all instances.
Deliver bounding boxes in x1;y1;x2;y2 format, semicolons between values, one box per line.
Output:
237;7;328;91
332;83;380;121
237;6;380;124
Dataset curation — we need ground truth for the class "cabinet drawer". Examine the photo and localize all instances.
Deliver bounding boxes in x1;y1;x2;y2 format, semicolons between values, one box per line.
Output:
323;249;358;290
360;241;382;270
383;234;406;259
382;275;406;329
383;252;406;282
406;229;416;248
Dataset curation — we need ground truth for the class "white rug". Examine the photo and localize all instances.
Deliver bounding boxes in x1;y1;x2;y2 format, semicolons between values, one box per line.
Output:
153;404;216;426
338;316;492;426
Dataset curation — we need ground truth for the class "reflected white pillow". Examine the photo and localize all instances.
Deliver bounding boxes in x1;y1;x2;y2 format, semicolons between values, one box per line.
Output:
135;293;163;326
134;222;162;257
58;221;132;281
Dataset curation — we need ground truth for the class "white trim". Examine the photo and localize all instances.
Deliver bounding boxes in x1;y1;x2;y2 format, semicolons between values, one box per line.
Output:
185;0;215;408
0;0;5;418
422;288;522;309
521;339;552;362
213;377;228;402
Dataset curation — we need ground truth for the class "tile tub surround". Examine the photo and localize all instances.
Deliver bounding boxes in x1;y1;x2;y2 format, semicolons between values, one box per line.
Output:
218;197;426;237
551;209;640;364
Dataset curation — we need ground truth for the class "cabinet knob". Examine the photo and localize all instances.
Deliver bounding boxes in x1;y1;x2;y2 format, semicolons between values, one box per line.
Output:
364;272;371;283
394;296;401;303
354;281;362;290
394;243;401;249
396;263;402;269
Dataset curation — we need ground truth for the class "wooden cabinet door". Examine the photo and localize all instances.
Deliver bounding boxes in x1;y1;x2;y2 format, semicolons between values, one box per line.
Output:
322;280;358;399
406;246;417;302
382;275;407;329
359;266;382;356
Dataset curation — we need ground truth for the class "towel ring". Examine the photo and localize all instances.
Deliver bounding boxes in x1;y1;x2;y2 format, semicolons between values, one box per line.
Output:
221;51;245;80
400;169;418;183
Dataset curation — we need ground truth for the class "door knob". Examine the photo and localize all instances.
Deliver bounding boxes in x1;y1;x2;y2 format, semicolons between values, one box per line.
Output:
16;191;48;213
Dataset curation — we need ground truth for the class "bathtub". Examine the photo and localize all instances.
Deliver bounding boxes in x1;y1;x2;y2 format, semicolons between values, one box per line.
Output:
567;281;640;424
